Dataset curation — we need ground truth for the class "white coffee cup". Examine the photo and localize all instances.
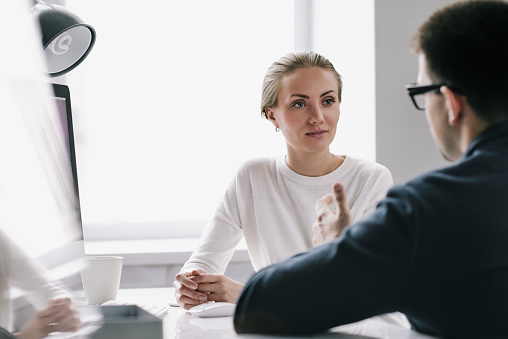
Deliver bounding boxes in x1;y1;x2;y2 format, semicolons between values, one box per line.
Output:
81;256;123;305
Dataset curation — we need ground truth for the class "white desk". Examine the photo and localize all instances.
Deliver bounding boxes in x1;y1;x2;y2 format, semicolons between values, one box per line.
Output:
108;288;438;339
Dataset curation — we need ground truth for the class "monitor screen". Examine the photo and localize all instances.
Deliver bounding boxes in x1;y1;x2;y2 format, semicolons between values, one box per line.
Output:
0;80;85;282
50;83;83;239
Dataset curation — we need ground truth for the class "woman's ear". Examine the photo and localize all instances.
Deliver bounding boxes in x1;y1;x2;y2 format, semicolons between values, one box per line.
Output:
265;108;279;128
441;86;464;126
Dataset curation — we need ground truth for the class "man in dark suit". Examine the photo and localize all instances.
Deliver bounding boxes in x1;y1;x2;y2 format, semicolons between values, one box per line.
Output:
233;1;508;338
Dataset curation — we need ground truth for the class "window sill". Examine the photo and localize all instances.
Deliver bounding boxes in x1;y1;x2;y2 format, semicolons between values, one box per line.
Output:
84;237;249;266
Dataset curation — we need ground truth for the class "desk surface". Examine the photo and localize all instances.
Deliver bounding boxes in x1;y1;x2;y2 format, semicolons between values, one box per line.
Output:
105;288;438;339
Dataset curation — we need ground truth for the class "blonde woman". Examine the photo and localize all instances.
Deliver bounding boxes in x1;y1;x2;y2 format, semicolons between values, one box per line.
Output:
174;51;397;321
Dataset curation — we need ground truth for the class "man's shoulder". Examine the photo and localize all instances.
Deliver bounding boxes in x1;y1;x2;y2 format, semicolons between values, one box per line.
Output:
0;328;15;339
393;166;450;192
387;161;472;204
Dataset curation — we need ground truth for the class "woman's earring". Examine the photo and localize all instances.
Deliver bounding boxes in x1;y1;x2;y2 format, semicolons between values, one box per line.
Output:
275;127;280;132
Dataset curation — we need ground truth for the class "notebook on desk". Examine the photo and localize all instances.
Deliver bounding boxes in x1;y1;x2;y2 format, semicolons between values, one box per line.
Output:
89;305;163;339
102;299;170;318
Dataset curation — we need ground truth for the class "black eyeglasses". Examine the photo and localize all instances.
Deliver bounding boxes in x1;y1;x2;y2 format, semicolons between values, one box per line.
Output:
405;83;464;111
405;83;445;111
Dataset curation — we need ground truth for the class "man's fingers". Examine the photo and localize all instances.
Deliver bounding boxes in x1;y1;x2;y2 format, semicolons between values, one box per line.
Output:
333;183;352;226
334;183;348;211
311;221;321;233
314;193;335;219
314;193;334;211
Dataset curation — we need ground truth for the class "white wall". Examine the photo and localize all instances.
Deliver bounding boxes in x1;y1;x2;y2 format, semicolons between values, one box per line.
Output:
375;0;457;184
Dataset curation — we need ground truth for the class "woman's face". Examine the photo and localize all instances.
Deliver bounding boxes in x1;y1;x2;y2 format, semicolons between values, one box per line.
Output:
266;67;340;155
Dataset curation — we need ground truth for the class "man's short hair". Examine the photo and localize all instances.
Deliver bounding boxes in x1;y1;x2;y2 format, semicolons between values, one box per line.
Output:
412;0;508;122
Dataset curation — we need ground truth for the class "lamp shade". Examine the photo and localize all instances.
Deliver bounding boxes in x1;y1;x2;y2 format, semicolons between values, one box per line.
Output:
32;3;96;77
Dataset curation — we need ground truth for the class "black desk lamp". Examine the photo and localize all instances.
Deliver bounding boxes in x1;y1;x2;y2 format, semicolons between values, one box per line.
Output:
31;0;96;77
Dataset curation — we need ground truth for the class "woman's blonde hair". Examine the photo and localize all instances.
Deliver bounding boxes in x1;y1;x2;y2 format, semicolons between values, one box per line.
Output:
261;51;342;119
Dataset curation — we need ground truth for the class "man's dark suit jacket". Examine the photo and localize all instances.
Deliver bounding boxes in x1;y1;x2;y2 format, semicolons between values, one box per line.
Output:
0;328;15;339
234;120;508;339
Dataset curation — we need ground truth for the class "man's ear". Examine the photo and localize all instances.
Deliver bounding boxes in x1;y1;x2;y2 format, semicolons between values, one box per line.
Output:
265;108;279;128
441;86;464;126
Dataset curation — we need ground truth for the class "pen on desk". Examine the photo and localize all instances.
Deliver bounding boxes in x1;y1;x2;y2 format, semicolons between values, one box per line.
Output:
169;303;180;308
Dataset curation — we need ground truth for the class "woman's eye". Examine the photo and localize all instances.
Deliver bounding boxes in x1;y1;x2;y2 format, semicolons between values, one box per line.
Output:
292;101;305;108
323;98;335;106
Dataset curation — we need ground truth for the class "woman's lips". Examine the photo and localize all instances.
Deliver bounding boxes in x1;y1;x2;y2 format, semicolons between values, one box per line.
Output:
306;130;328;138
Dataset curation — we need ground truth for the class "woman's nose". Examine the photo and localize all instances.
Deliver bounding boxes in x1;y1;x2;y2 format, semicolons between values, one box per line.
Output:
308;106;324;124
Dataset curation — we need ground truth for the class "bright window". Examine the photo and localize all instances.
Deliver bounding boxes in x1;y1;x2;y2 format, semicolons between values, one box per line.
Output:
66;1;294;233
65;0;375;238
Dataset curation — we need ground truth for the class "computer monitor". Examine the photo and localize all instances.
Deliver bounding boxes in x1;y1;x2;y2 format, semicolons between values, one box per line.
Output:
39;83;86;283
0;81;85;287
51;83;82;225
